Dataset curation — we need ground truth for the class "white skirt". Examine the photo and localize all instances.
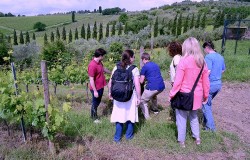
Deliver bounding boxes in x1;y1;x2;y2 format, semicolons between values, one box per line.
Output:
110;91;139;123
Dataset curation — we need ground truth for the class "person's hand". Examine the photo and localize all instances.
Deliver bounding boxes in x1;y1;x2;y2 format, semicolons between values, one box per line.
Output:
108;93;113;100
171;82;174;86
94;91;99;98
168;97;171;103
136;98;141;106
202;97;208;104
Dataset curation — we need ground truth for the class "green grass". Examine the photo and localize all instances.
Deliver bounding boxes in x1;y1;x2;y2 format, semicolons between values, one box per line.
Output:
4;147;47;160
205;25;214;32
214;40;250;82
61;102;229;154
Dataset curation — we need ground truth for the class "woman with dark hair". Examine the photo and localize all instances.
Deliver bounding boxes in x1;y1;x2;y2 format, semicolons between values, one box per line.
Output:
168;41;182;86
108;50;141;143
202;40;226;131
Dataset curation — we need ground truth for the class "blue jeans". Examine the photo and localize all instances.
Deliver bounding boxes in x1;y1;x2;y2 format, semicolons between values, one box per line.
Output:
90;88;104;119
114;121;134;142
202;84;221;131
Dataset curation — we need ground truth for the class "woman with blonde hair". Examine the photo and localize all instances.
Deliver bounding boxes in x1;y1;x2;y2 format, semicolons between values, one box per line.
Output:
169;37;210;147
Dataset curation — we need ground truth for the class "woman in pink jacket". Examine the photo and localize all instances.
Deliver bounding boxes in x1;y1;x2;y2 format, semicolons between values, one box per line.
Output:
169;37;210;148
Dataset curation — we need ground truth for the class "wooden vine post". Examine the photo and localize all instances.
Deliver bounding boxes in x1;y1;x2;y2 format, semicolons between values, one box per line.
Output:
11;62;27;142
41;60;55;154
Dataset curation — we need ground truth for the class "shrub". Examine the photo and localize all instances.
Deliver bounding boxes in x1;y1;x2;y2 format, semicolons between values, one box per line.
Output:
12;41;40;68
33;22;47;31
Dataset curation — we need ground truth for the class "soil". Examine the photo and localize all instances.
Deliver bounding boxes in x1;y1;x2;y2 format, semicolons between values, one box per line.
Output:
0;81;249;160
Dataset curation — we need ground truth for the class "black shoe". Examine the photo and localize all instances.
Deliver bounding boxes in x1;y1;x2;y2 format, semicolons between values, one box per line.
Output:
150;109;159;114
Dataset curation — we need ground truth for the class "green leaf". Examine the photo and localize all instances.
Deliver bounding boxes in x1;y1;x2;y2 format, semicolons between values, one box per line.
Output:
55;114;63;126
48;104;52;115
63;102;71;112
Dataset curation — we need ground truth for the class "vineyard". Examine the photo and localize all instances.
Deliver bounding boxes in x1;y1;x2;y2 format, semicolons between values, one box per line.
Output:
1;0;250;159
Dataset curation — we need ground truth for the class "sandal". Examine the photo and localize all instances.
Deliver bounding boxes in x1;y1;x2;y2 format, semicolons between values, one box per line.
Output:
195;138;201;145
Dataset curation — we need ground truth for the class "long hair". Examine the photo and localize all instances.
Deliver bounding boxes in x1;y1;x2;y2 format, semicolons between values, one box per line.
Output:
182;37;204;68
121;50;134;68
168;41;182;57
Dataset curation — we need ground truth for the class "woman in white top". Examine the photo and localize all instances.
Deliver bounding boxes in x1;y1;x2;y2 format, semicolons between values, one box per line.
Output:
168;41;182;86
108;50;141;143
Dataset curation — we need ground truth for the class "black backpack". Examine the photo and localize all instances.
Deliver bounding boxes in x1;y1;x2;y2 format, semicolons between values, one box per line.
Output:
111;64;136;102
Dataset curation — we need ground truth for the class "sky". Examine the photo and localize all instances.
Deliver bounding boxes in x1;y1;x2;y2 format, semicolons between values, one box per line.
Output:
0;0;201;16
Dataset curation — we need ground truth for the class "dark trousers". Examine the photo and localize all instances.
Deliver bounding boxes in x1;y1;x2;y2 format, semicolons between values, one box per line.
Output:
90;88;104;119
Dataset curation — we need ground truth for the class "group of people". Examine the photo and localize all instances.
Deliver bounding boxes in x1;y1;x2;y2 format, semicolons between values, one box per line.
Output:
87;37;226;147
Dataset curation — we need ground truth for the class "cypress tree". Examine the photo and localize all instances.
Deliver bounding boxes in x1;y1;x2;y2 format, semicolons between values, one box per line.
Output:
44;33;48;45
168;20;172;31
201;13;207;29
50;32;54;42
92;21;97;39
177;13;182;36
81;24;85;39
118;23;122;35
20;31;24;44
214;11;221;29
183;15;189;33
62;26;66;41
72;11;75;22
190;14;195;29
13;29;18;45
171;14;177;36
32;32;36;40
87;23;91;40
56;27;60;40
99;23;103;40
154;17;159;37
195;13;201;28
124;22;128;34
69;29;72;43
106;24;109;37
111;23;115;36
25;31;30;44
220;10;225;26
75;28;78;40
99;6;102;14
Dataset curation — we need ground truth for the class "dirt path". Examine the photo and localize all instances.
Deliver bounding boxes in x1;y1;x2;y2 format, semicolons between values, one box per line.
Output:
163;81;250;146
213;82;250;146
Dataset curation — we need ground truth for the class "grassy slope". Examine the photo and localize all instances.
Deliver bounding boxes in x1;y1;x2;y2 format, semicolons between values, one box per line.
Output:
0;13;119;36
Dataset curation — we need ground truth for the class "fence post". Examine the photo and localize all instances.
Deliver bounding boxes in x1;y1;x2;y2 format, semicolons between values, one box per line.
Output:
221;20;228;55
11;62;27;142
234;19;241;55
41;60;55;154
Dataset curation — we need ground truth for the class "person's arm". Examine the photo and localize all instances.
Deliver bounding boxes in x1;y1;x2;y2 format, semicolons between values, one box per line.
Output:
134;75;141;106
89;77;98;98
140;65;146;84
104;67;111;74
108;78;113;100
140;75;145;84
205;56;212;75
169;59;184;101
108;67;116;100
202;64;210;104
